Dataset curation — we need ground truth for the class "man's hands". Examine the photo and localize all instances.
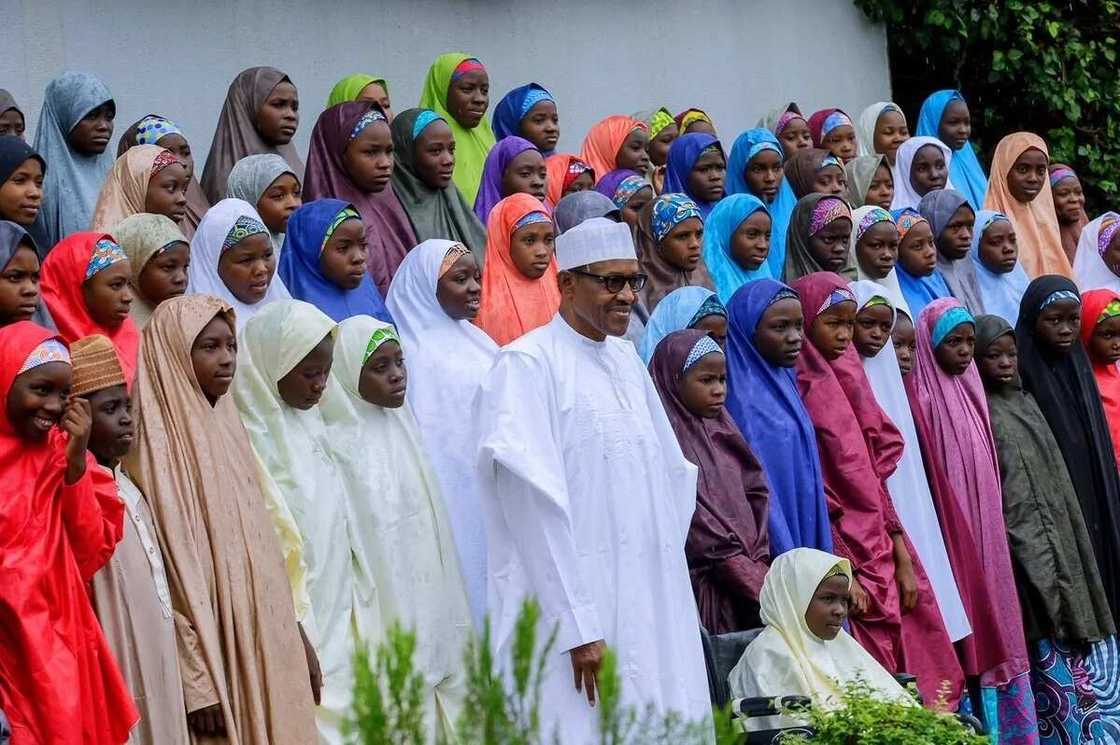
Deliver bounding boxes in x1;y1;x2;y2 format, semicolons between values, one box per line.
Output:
570;639;606;708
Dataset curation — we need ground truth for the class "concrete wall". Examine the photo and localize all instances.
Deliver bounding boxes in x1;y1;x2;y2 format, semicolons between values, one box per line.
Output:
1;0;889;167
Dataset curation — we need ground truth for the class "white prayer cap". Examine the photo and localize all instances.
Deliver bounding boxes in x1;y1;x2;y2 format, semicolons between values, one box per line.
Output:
554;217;638;271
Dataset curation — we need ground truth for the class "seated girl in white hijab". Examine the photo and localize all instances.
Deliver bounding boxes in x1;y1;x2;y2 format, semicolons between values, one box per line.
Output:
729;548;915;728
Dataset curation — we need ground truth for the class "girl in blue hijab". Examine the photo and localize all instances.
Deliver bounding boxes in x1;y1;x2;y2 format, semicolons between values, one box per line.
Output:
969;210;1029;324
727;128;796;276
916;90;987;211
491;83;558;156
702;193;775;302
725;278;831;556
636;286;726;363
277;198;392;323
892;207;951;319
664;132;726;218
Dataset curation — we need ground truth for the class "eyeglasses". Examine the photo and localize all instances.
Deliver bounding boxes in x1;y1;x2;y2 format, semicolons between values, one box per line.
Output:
568;268;648;294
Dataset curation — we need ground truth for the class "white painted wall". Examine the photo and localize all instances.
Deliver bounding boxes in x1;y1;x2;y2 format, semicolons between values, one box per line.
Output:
1;0;889;168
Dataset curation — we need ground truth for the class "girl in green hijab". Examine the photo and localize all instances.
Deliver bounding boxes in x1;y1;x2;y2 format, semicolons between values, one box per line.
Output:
326;74;392;120
418;53;496;203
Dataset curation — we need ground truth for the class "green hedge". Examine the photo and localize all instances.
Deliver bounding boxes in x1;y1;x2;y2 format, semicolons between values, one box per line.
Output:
854;0;1120;211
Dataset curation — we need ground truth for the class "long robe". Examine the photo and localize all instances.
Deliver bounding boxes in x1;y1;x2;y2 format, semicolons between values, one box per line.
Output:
476;314;711;744
91;468;190;745
0;321;137;745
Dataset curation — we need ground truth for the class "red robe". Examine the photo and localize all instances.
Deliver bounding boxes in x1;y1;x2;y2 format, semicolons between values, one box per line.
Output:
0;321;138;744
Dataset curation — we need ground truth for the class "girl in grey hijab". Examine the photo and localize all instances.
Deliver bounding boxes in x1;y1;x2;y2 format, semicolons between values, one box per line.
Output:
554;190;621;234
226;153;300;256
919;188;985;313
0;220;54;329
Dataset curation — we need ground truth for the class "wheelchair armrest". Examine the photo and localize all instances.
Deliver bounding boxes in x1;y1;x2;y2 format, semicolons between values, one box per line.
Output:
732;695;812;718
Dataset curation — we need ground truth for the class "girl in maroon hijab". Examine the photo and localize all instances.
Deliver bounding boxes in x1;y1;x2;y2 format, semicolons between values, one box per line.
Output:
303;101;417;294
791;272;964;707
649;327;770;633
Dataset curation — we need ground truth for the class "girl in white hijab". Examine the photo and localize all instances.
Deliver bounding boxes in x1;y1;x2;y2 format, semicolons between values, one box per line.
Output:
890;136;955;212
1073;212;1120;294
187;197;290;331
319;314;471;738
857;102;909;164
729;548;915;721
385;239;498;626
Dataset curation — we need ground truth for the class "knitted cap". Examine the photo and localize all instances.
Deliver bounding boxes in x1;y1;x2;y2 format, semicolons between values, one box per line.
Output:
70;335;125;396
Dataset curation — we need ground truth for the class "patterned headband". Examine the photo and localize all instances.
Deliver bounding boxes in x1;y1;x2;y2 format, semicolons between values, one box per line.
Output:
931;306;975;348
1098;299;1120;326
322;206;361;252
688;294;727;327
820;154;843;171
611;175;649;209
222;215;268;252
135;115;183;146
817;286;855;315
512;210;552;232
362;325;401;364
679;109;713;132
1039;289;1081;310
855;207;894;243
350;109;387;141
451;58;485;81
150;148;181;177
768;287;799;306
411;110;444;140
1098;213;1120;257
85;238;127;280
649;108;674;139
821;110;853;137
748;141;782;162
775;110;804;136
682;334;723;374
860;294;892;311
18;339;70;374
650;193;702;243
809;197;851;237
438;243;472;277
894;209;928;240
519;88;554;119
1049;166;1077;187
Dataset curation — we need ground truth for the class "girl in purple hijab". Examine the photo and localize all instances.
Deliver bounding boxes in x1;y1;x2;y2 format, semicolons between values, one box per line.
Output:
303;101;417;295
472;136;547;223
664;132;727;217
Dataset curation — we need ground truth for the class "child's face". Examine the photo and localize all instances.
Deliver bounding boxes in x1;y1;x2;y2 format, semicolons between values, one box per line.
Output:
812;165;846;197
615;128;650;175
678;351;726;419
853;303;894;358
865;164;894;210
256;81;299;146
1007;147;1049;204
519;100;559;154
977;332;1017;388
319;219;368;290
821;124;857;162
436;254;481;321
1091;315;1120;366
805;574;850;641
909;145;947;196
1051;176;1085;224
897;223;937;276
190;315;237;405
83;261;134;329
358;340;407;408
807;217;852;274
1034;299;1081;355
343;121;394;194
500;149;547;203
660;217;704;272
509;222;555;281
217;234;276;305
779;118;812;154
891;312;916;375
0;245;42;325
686;149;726;204
647;124;678;167
808;301;857;360
855;221;899;280
84;384;134;465
256;174;301;234
730;211;771;271
934;322;976;376
144;162;189;224
277;334;334;410
137;242;189;307
6;361;71;441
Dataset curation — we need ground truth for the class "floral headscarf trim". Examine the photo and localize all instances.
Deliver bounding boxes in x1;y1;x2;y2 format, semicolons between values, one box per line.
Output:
748;141;782;162
349;109;387;141
451;58;485;81
512;210;552;232
893;208;928;240
650;193;702;243
816;286;855;315
1049;166;1077;188
18;339;70;374
85;238;128;280
855;207;894;243
610;175;649;209
775;110;805;136
362;325;401;364
821;110;853;137
1098;213;1120;257
808;196;851;237
682;334;723;374
150;148;181;177
438;243;472;277
221;215;268;253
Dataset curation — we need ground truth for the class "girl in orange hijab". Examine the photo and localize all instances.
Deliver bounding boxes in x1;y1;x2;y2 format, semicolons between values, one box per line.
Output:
579;115;649;182
1080;288;1120;469
475;192;560;345
984;132;1070;278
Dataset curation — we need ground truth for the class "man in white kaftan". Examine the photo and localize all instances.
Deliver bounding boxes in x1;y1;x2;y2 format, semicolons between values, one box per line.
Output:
476;218;712;744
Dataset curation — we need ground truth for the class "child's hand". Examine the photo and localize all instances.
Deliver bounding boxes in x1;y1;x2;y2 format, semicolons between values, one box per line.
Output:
849;576;870;617
62;397;92;484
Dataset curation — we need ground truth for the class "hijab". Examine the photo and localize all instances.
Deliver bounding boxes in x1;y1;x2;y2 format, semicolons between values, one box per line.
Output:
783;148;841;200
849;281;970;642
1050;163;1088;263
856;102;906;159
544;153;593;206
728;549;913;707
984;132;1070;278
1081;288;1120;471
200;67;304;204
111;212;188;327
40;231;139;384
918;188;985;313
492;83;556;156
1073;212;1120;293
29;72;114;250
724;279;831;556
843;154;888;208
0;136;45;221
0;221;54;329
905;297;1027;683
807;108;853;150
849;205;911;318
969;210;1029;323
785;193;855;281
756;102;805;154
1016;276;1120;616
637;286;725;363
115;113;209;236
90;144;179;230
553;190;619;234
318;314;472;679
473;136;541;223
302;102;419;294
0;90;22;130
226;153;296;253
892;208;951;318
388;108;487;264
637;193;714;311
726;128;795;275
579;115;645;181
475;193;560;345
889;136;954;212
664;133;724;217
186;197;290;331
916;90;987;210
649;328;770;634
277;198;391;323
327;74;388;108
418;53;496;204
594;169;650;211
701;193;774;302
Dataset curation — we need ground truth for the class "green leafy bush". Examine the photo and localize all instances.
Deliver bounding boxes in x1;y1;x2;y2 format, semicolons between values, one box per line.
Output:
854;0;1120;210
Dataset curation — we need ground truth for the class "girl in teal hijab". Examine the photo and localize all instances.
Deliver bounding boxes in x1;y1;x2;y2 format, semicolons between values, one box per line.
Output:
727;128;795;276
636;286;726;363
419;53;496;203
702;194;775;302
916;90;987;211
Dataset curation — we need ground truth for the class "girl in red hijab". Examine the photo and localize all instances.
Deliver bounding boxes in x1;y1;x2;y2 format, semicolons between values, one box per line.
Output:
40;232;139;384
0;321;137;744
1080;288;1120;470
